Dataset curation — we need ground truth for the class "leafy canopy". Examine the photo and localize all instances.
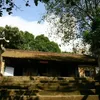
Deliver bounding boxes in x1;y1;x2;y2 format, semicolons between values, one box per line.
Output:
44;0;100;54
34;34;61;52
0;25;61;53
45;0;100;33
83;16;100;55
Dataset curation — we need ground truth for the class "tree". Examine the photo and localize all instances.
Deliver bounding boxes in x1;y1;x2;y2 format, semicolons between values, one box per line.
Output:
0;25;24;49
0;25;35;49
44;13;76;43
46;41;61;53
45;0;100;31
44;0;100;38
20;31;35;50
34;34;61;52
0;26;61;52
44;0;100;68
0;0;49;16
83;17;100;67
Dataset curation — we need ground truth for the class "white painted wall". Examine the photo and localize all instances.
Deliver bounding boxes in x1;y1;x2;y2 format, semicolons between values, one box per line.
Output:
4;66;14;76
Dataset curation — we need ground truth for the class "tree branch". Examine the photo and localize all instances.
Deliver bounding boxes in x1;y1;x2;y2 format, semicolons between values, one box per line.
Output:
85;0;88;12
14;4;23;11
94;0;99;15
75;3;94;21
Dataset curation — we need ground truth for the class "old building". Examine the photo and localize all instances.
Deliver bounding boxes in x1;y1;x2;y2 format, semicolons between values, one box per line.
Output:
0;49;97;77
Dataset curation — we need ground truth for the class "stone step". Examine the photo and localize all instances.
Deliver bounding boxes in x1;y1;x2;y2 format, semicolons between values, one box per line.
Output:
0;88;98;96
39;89;97;95
1;76;99;83
1;79;99;83
0;82;98;90
0;95;99;100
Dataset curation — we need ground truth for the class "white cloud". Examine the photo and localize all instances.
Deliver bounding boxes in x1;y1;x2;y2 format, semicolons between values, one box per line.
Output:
0;15;48;36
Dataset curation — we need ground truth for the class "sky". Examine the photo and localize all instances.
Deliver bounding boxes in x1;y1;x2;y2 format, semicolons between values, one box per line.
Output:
0;1;49;36
0;0;77;52
12;0;46;21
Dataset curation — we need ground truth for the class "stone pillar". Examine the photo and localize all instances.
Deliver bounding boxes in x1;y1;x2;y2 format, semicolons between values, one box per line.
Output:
0;50;5;75
1;60;5;75
0;32;9;75
0;41;6;75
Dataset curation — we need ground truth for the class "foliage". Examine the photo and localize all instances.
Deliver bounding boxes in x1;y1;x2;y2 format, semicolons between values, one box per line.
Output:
44;0;100;38
0;0;49;16
44;0;100;55
0;25;61;52
45;0;100;30
34;0;49;6
33;34;61;52
83;16;100;55
44;13;77;42
20;31;35;50
0;25;24;49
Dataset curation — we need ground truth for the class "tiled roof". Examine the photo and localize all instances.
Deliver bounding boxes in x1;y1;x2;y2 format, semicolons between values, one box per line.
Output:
1;49;96;63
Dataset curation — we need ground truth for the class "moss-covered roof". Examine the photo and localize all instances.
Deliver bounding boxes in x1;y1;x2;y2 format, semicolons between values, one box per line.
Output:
1;49;96;63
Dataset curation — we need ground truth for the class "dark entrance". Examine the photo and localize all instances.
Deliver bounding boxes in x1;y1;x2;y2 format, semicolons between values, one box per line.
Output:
59;62;77;77
14;67;23;76
37;65;47;76
37;61;48;76
4;57;77;77
60;68;68;77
